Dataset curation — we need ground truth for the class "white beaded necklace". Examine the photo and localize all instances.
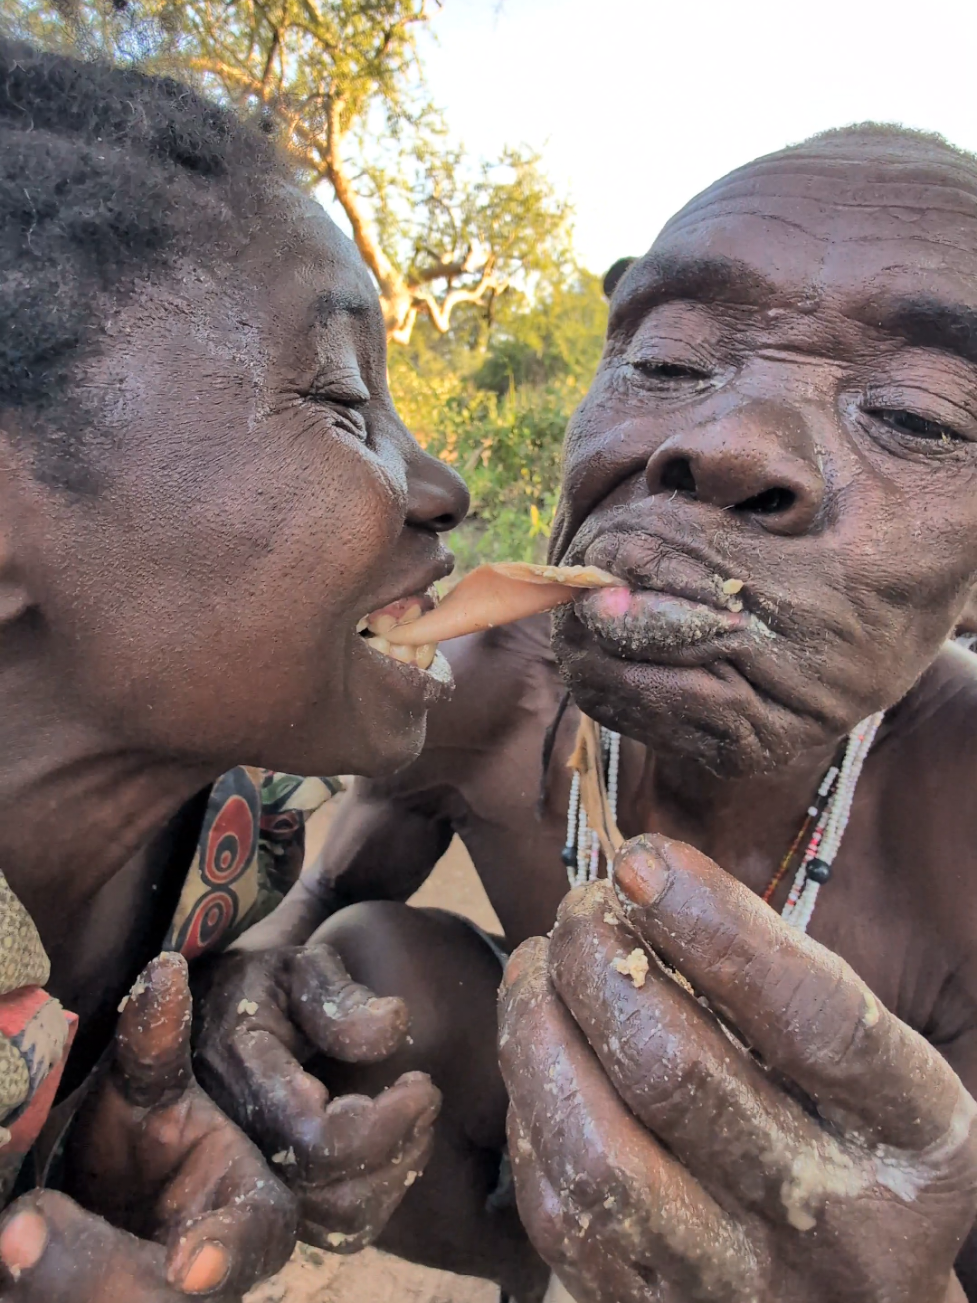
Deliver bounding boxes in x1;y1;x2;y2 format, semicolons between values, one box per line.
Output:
562;712;884;934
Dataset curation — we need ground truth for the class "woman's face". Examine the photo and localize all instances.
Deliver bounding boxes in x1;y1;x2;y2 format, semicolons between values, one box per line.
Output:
7;191;468;778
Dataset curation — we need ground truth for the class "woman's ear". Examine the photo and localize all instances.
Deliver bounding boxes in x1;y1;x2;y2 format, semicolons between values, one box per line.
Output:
0;529;30;626
955;585;977;641
0;445;32;628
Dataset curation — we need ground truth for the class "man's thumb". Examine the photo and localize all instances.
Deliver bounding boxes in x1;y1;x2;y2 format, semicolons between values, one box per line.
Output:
114;952;193;1109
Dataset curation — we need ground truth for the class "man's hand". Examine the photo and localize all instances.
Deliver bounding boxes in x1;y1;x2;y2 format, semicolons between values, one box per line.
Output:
499;835;977;1303
0;952;296;1301
192;941;441;1252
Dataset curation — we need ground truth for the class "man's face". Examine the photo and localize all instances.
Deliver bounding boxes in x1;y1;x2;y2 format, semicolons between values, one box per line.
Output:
551;135;977;775
5;193;467;779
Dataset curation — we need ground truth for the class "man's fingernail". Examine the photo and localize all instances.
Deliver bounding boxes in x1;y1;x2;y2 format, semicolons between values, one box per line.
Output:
0;1211;48;1275
613;839;669;910
176;1241;230;1294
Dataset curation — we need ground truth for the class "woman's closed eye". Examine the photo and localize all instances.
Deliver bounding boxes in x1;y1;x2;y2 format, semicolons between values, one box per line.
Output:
308;377;371;441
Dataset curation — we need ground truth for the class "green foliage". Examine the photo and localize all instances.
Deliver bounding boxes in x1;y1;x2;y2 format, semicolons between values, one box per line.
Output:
389;272;608;567
3;0;610;563
2;0;572;340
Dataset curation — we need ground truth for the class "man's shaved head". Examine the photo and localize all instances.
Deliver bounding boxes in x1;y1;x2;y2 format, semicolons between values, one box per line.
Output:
552;127;977;775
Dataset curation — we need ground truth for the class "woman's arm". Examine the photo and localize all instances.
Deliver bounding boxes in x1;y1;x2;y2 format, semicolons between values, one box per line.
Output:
230;777;454;953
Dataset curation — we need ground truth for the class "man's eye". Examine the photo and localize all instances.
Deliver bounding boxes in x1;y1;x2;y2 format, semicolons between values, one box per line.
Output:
633;360;711;382
867;407;964;444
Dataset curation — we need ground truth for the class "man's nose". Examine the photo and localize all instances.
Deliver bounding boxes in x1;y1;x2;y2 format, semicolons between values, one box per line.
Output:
643;399;825;536
406;447;470;533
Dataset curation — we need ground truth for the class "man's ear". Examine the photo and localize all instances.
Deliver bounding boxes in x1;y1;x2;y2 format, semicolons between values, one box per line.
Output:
602;257;637;300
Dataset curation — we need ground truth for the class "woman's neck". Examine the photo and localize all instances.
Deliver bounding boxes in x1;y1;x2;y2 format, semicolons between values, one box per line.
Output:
0;670;213;955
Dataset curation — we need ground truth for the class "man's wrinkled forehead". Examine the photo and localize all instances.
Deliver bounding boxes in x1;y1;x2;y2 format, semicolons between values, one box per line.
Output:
613;141;977;343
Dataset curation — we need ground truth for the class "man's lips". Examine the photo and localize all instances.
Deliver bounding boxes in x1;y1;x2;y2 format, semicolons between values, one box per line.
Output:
573;584;755;662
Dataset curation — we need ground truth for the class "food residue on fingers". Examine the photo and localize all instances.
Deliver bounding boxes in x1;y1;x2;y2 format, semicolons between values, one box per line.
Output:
612;948;650;989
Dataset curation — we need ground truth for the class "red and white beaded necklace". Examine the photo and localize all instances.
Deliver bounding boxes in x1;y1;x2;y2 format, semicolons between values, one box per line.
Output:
562;711;885;935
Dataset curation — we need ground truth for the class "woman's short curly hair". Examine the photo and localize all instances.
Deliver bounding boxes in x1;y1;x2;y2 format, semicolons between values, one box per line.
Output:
0;37;287;485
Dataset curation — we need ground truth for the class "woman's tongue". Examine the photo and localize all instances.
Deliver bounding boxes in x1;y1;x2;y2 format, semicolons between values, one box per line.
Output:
577;585;748;657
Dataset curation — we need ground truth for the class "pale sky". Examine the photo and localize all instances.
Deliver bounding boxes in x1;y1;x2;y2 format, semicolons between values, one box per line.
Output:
415;0;977;275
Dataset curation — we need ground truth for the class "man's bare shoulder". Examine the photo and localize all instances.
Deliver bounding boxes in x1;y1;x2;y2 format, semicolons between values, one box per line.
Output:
882;644;977;925
423;612;561;749
362;613;562;808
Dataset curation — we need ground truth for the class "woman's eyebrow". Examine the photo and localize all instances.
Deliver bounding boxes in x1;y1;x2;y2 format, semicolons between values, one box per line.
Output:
313;288;375;326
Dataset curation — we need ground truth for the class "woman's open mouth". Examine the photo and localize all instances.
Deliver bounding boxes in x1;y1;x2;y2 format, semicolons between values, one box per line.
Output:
353;562;623;676
356;589;444;674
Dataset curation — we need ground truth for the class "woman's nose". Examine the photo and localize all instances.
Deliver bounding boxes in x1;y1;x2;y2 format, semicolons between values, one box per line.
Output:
643;399;825;537
406;447;470;533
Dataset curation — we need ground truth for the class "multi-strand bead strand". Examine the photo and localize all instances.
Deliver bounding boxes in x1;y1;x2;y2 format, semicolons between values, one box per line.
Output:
780;711;885;933
563;713;885;935
562;726;621;889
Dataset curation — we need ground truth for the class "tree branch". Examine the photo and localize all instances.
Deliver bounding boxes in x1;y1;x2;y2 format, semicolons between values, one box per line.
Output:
319;96;413;334
410;245;480;284
407;256;507;335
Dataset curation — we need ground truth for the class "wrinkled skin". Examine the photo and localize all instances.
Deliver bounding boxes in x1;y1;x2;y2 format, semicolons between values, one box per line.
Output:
0;187;466;1286
506;130;977;1301
502;841;977;1303
192;941;440;1252
0;954;295;1301
228;130;977;1302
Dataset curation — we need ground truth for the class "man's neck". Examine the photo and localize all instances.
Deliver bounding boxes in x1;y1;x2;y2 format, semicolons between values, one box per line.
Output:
626;735;848;898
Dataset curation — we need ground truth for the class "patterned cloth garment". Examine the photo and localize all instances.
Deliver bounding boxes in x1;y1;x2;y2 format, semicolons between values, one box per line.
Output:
0;767;340;1202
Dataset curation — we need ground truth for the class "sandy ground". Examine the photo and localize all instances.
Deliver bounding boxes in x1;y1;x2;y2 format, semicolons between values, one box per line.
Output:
245;797;506;1302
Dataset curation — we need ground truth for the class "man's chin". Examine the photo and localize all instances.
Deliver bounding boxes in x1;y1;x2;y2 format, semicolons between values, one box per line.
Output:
552;615;815;780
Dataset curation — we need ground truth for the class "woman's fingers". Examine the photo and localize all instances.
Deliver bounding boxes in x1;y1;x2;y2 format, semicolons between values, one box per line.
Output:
293;1122;436;1253
287;942;410;1064
152;1106;296;1296
547;882;871;1229
613;835;972;1151
0;1191;174;1301
115;953;194;1110
499;938;764;1302
223;1023;440;1185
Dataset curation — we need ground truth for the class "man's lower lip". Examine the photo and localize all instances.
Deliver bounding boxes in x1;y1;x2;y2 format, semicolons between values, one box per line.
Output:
574;586;750;661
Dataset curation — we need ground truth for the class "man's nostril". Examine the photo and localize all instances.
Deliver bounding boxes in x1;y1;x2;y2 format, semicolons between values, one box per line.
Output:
736;486;796;515
660;457;697;495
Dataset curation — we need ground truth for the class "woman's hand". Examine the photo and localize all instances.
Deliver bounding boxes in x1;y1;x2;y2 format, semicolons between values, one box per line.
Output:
0;952;295;1300
192;940;441;1252
499;835;977;1303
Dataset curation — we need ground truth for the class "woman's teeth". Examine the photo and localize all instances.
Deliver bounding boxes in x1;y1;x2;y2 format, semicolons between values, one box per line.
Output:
357;599;438;672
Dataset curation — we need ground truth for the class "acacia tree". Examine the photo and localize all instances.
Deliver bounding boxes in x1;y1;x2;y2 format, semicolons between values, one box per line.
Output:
4;0;572;342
